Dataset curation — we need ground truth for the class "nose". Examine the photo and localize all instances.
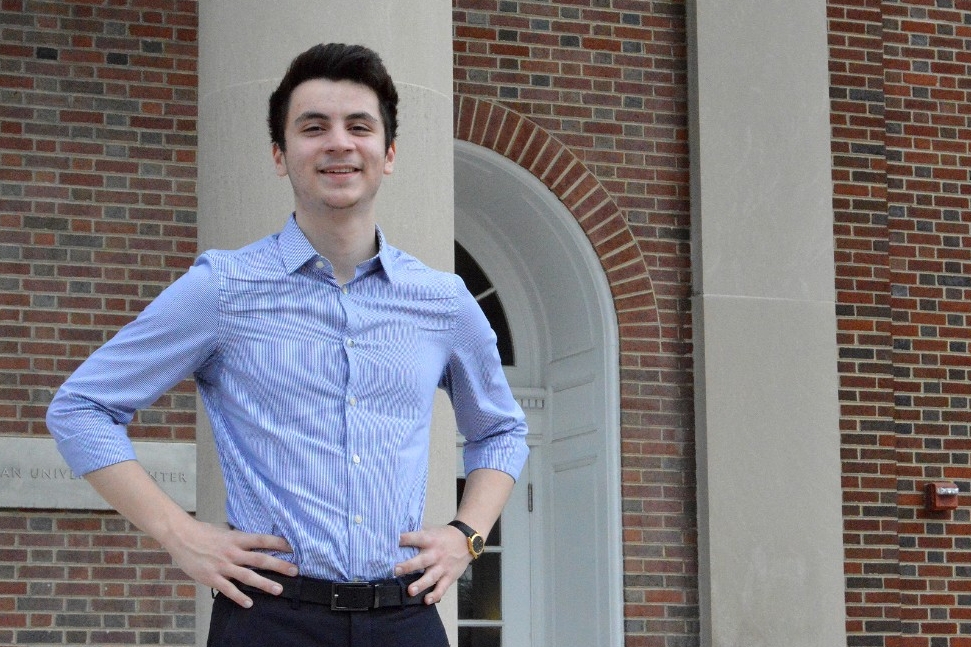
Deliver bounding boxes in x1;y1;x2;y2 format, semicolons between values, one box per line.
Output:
324;127;353;152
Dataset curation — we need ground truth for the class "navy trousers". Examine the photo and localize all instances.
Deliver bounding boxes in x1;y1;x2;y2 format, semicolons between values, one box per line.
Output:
207;591;450;647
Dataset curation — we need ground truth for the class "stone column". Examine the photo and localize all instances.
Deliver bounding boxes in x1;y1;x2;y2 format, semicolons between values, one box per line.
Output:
687;1;847;645
195;3;454;644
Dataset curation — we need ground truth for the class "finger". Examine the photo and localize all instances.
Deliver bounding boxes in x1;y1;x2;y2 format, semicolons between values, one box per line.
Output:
212;576;255;609
405;567;442;598
398;530;424;548
236;532;294;553
228;532;298;576
424;570;460;605
250;554;299;578
393;556;425;578
224;563;285;599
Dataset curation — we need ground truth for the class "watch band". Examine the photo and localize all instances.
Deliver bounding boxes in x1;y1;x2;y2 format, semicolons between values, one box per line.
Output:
448;520;484;559
447;519;477;538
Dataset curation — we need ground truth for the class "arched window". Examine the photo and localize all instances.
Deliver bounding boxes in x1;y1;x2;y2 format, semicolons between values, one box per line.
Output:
454;241;514;367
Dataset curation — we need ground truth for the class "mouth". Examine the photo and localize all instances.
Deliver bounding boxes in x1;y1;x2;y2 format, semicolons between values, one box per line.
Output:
319;165;359;175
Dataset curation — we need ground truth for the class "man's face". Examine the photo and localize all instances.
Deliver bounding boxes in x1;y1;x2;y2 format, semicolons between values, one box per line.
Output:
272;78;395;219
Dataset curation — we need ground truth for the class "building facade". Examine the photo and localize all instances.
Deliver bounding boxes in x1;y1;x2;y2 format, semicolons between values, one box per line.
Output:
1;0;969;646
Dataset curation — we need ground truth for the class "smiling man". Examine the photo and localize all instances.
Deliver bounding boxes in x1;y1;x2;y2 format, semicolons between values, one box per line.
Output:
46;43;529;647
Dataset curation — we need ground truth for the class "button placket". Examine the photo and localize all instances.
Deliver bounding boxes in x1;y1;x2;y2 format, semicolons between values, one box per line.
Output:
340;288;364;549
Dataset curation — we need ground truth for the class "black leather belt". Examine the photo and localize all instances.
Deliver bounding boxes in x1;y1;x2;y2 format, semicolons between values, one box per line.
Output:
237;570;428;611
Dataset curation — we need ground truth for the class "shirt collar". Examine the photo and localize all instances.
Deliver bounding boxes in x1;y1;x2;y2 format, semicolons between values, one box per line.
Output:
278;214;397;283
374;225;398;283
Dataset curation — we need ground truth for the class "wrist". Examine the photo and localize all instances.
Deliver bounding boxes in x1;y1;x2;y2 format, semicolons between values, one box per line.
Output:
447;520;485;559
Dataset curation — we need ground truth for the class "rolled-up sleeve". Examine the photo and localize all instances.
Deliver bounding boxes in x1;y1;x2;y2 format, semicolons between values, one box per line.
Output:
441;276;529;481
46;257;220;476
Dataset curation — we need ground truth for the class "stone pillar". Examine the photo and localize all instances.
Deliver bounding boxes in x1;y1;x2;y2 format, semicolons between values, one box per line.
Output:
687;1;847;645
195;3;454;644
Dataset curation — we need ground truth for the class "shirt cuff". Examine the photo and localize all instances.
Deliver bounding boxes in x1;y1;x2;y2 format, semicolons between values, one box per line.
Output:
463;439;529;482
55;426;138;477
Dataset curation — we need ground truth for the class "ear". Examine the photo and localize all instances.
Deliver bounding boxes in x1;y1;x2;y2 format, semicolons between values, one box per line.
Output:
383;140;396;176
272;142;288;178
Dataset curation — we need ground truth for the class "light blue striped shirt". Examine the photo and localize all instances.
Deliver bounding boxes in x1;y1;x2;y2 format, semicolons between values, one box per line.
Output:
47;216;529;581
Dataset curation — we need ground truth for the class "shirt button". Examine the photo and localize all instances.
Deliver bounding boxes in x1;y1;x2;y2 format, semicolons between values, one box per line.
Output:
348;396;357;406
345;338;354;347
354;515;363;524
315;260;324;269
352;454;361;464
341;285;349;294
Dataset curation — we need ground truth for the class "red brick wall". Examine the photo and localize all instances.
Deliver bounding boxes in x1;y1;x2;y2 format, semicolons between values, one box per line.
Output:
830;1;971;645
1;1;198;643
0;512;193;646
883;2;971;644
829;1;898;642
453;1;698;643
0;0;199;437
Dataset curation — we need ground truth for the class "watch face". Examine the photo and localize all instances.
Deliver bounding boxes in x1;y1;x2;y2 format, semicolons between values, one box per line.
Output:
471;535;485;554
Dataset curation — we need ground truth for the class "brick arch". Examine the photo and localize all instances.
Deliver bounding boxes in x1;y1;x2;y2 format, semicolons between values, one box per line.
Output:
453;95;661;346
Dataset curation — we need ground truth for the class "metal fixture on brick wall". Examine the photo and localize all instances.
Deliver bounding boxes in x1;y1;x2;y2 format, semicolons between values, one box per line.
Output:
924;481;960;513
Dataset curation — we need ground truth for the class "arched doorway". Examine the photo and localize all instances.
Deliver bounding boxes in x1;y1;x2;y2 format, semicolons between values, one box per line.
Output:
453;140;623;647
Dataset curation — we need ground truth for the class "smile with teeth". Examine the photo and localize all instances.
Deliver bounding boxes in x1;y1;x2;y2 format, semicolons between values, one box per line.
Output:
321;166;358;174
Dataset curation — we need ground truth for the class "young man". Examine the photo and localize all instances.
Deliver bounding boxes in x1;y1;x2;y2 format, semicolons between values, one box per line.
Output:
46;43;529;646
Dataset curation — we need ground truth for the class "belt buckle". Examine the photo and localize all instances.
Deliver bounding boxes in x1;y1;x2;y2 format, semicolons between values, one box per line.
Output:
331;582;373;611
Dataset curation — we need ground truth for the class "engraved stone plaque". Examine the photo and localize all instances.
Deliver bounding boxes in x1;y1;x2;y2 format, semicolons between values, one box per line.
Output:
0;437;196;511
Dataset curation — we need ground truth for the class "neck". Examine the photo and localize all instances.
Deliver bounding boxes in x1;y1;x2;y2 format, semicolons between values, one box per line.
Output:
294;210;378;284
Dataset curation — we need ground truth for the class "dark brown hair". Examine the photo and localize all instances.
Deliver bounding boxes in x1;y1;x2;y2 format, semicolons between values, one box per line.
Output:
268;43;398;152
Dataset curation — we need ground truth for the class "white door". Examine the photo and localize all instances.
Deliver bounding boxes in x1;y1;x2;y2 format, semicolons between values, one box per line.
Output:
454;140;624;647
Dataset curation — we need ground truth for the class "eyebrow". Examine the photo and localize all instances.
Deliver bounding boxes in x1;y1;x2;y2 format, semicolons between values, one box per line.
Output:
293;111;380;125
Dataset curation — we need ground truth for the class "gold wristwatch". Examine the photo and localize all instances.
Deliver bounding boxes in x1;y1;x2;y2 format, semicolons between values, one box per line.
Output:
448;520;485;559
